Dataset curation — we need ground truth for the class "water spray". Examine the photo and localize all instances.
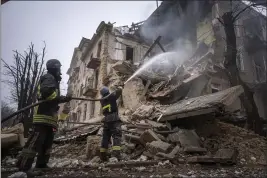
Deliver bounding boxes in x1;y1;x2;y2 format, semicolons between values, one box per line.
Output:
124;51;186;85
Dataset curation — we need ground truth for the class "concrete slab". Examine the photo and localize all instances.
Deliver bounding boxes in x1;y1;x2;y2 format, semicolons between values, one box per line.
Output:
157;145;180;159
177;129;201;148
112;61;136;75
1;134;18;148
140;129;161;144
159;85;244;122
147;141;171;154
214;148;238;164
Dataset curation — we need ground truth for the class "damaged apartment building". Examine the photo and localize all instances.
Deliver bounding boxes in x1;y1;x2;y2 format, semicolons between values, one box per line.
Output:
66;21;150;126
137;0;267;119
66;0;266;128
3;2;267;176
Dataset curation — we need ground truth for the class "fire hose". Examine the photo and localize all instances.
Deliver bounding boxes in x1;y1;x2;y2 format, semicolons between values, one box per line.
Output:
1;93;115;124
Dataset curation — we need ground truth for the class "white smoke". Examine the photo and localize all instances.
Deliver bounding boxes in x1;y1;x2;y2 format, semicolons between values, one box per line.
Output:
137;1;208;74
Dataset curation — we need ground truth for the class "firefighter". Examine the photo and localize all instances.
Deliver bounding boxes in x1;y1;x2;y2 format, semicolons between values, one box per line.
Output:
99;86;123;161
16;59;71;172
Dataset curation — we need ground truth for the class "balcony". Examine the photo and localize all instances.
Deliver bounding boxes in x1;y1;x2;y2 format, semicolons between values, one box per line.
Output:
87;57;100;69
83;78;98;97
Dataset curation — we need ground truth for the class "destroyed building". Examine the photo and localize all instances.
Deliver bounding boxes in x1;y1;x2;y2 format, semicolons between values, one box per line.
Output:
66;22;150;127
2;1;267;177
137;0;267;119
64;0;267;128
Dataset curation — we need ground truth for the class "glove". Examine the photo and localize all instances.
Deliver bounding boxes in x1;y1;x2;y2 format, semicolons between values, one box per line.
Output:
58;119;64;123
118;83;124;89
58;95;72;103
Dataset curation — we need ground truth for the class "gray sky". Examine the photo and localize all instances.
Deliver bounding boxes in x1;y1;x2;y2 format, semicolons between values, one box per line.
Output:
1;1;157;106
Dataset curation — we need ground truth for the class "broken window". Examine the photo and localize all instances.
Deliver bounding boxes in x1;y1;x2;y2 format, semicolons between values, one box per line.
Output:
90;101;95;118
77;110;81;121
126;46;134;63
83;104;87;120
94;69;99;89
80;85;83;96
97;41;102;58
72;113;77;121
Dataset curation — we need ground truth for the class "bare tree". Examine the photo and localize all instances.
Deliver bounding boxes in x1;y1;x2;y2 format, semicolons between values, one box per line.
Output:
1;43;46;136
1;101;15;128
217;0;267;134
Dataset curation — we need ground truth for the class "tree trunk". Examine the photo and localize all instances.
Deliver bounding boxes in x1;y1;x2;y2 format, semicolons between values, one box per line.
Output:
222;12;262;134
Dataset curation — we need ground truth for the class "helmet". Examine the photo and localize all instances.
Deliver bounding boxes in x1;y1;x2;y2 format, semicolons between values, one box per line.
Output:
100;86;110;96
46;59;62;70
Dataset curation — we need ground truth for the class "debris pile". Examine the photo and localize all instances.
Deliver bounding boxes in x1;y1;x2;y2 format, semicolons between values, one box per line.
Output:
2;49;267;178
47;85;266;170
46;49;266;173
1;123;26;160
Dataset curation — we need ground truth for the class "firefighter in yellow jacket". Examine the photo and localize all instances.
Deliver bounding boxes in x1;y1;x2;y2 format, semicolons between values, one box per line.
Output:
17;59;71;172
99;86;123;161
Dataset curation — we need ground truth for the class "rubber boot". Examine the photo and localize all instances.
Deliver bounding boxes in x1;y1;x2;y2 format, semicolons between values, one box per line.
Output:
100;152;108;162
112;150;121;161
26;170;44;178
35;164;51;169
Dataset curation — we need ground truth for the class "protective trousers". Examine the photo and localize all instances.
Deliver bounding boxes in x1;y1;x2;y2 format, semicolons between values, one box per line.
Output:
100;120;122;161
16;125;54;171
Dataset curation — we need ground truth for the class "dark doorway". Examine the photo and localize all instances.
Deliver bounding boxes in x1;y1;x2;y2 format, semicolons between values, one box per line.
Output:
83;104;87;121
126;46;134;63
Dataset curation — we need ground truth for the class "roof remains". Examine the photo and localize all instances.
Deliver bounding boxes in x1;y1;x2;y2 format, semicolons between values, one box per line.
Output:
159;85;244;122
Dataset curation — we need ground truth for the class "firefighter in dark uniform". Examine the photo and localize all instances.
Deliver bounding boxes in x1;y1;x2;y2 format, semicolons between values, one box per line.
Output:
16;59;71;172
99;86;123;161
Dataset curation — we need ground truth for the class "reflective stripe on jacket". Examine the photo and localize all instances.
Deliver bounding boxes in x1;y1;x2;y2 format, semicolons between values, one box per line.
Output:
100;88;122;122
33;73;60;128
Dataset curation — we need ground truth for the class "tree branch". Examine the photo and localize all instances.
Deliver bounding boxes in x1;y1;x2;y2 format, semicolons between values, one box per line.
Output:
233;2;267;22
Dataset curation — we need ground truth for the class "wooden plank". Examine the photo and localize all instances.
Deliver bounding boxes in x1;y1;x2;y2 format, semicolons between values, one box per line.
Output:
187;156;218;164
157;41;166;52
141;36;162;61
182;73;202;84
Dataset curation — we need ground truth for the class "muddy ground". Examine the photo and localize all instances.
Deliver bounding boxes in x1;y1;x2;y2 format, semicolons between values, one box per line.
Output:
2;164;267;178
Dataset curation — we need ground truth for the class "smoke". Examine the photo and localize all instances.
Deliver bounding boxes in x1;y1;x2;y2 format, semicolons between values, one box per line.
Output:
135;1;210;78
140;1;207;54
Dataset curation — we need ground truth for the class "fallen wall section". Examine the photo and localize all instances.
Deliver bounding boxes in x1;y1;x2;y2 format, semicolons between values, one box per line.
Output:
159;85;244;122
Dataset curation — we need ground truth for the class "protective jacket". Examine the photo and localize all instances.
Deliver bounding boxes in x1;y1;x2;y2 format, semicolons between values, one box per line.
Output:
100;87;123;161
33;72;60;128
100;88;122;122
